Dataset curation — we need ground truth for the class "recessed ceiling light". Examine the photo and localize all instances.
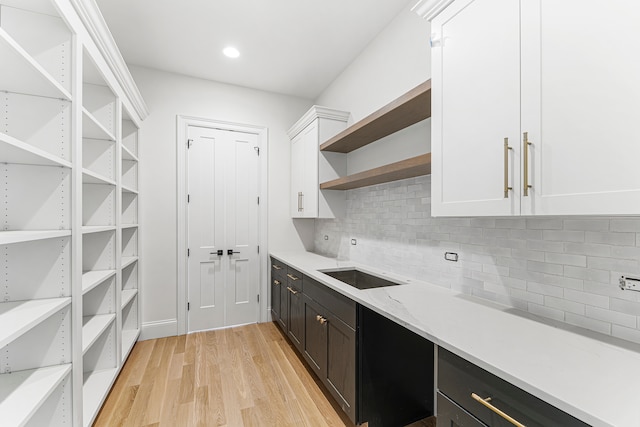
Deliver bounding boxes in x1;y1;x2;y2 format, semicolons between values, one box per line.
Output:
223;47;240;58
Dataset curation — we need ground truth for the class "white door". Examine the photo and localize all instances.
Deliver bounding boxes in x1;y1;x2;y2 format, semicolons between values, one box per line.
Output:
431;0;521;217
187;125;260;332
521;0;640;215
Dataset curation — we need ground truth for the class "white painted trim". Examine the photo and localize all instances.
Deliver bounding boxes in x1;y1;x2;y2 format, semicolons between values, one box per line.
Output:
176;115;269;335
140;319;178;340
67;0;149;121
287;105;350;139
411;0;456;21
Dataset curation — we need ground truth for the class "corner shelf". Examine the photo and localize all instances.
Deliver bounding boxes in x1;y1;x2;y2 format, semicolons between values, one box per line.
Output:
82;313;115;355
320;80;431;153
82;270;116;295
0;297;71;348
0;364;71;427
0;28;71;100
0;132;72;168
121;289;137;309
82;367;118;427
321;154;431;190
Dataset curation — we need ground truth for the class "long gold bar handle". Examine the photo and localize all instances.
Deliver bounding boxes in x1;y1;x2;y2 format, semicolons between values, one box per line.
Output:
471;393;526;427
286;286;299;295
504;137;513;198
286;274;299;281
523;132;532;196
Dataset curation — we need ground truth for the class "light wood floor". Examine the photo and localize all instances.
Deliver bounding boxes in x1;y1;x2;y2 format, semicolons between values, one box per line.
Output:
94;322;355;427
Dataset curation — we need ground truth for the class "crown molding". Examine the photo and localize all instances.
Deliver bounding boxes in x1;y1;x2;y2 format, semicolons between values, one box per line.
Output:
69;0;149;121
411;0;455;21
287;106;350;139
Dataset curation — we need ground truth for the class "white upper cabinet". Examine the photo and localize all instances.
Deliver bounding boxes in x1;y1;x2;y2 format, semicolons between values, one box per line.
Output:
427;0;640;216
521;0;640;215
289;106;349;219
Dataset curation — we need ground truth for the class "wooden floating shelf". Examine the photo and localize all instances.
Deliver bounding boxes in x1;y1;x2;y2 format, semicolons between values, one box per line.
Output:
320;153;431;190
320;80;432;153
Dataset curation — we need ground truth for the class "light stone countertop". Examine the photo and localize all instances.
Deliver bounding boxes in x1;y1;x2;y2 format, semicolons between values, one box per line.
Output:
270;250;640;427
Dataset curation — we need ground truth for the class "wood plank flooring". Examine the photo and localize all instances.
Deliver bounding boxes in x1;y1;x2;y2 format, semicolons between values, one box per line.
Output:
94;322;355;427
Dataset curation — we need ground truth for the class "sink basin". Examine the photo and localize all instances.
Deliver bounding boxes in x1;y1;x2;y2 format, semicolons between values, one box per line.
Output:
320;268;403;290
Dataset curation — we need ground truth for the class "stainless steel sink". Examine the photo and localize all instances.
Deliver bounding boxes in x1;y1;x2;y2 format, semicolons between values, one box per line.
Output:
320;268;403;290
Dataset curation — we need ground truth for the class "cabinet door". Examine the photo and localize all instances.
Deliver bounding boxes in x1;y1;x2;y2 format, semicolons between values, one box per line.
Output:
287;284;304;351
302;295;327;379
431;0;521;216
270;276;281;321
279;278;289;331
325;311;356;422
521;0;640;215
290;121;319;218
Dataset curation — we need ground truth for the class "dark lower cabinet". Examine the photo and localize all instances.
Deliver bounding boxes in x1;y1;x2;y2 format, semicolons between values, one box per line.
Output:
437;392;485;427
437;348;589;427
278;276;288;330
325;309;356;421
270;276;281;321
303;295;327;377
286;268;304;352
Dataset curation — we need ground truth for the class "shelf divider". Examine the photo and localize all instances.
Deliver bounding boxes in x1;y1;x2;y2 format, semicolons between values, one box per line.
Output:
320;80;431;153
0;132;72;168
0;230;71;245
320;154;431;190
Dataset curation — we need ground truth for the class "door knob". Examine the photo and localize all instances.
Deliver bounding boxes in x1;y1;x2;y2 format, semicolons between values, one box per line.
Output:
210;250;223;256
227;249;240;255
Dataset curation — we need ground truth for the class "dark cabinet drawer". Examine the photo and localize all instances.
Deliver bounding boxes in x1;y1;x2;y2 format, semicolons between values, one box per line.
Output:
270;257;286;279
286;267;303;292
438;348;588;427
304;275;356;329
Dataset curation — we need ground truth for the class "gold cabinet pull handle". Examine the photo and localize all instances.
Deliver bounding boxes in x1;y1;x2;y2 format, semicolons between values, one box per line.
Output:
523;132;532;196
274;280;281;285
319;317;327;325
504;137;513;198
471;393;526;427
316;314;322;321
287;286;298;295
272;265;282;270
287;274;299;281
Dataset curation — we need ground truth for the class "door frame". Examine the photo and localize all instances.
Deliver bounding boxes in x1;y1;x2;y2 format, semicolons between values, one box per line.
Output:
176;115;268;335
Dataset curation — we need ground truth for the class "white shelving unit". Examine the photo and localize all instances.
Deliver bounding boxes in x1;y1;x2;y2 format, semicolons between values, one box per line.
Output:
0;0;146;425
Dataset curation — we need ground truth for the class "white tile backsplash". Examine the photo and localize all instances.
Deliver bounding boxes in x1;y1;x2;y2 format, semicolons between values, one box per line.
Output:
314;175;640;344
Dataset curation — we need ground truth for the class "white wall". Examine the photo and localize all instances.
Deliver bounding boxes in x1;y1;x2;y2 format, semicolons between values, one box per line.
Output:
314;6;432;174
133;65;312;338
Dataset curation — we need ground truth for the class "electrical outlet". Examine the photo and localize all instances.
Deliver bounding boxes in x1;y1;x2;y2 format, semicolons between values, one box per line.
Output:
351;239;357;245
444;252;459;262
620;276;640;292
324;235;328;240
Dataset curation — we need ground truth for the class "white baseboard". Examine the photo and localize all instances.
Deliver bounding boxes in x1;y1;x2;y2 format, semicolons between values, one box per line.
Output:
140;319;178;340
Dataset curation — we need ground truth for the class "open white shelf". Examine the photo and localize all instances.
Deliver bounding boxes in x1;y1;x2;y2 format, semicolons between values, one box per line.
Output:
121;184;138;194
0;28;71;100
121;329;139;362
82;270;116;295
82;108;116;141
121;145;138;162
121;256;138;269
0;230;70;245
81;313;115;355
0;297;71;348
121;223;138;229
0;364;71;427
82;367;118;427
81;225;116;235
0;132;72;168
82;168;116;186
121;289;137;309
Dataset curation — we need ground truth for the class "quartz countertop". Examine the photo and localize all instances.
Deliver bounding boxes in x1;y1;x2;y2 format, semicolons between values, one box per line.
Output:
270;250;640;427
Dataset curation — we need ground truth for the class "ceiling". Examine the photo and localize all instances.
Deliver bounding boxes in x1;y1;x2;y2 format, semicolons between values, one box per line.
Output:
95;0;414;99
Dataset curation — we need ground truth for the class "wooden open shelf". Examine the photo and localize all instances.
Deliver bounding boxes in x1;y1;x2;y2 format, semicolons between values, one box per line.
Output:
320;80;431;153
320;154;431;190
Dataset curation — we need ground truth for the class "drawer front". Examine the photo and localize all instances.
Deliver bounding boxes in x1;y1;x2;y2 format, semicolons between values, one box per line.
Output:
438;348;588;427
436;392;486;427
304;275;356;329
286;267;303;292
270;257;286;280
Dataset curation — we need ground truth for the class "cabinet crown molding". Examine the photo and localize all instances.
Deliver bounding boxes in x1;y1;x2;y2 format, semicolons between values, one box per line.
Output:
412;0;455;21
69;0;149;121
287;106;350;139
